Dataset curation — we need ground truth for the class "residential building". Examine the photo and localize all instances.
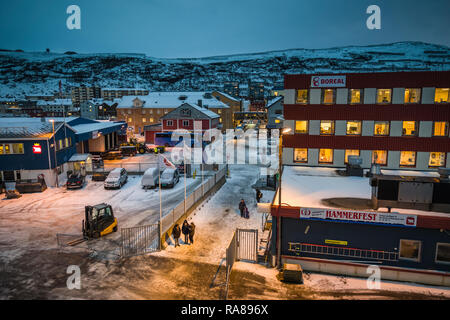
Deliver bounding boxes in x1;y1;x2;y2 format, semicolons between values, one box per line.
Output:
266;96;284;130
116;92;230;134
282;71;450;171
223;81;240;98
101;88;149;101
160;103;220;132
71;86;102;107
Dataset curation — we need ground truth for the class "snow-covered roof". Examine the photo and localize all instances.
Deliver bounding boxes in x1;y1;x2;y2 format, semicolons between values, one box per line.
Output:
70;121;123;135
36;99;73;106
213;91;240;102
275;166;450;219
266;96;283;108
68;153;91;162
0;118;67;139
161;103;219;120
116;92;229;109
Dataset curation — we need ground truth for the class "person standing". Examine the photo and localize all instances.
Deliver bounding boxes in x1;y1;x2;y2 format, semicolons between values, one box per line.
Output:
182;220;190;244
188;222;196;244
256;188;263;204
172;223;181;247
239;199;246;217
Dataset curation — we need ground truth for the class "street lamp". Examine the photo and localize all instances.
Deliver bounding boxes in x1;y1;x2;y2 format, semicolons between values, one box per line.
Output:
276;126;291;269
49;119;59;188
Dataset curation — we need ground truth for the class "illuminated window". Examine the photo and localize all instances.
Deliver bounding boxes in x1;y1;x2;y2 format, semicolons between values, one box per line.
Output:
4;144;10;154
319;149;333;163
374;121;390;136
58;140;64;150
294;148;308;163
435;243;450;264
295;120;308;134
218;110;222;114
274;119;280;123
346;121;362;135
433;121;449;136
345;150;360;163
0;144;3;154
377;89;392;104
429;152;446;167
219;118;222;123
12;143;21;154
402;121;417;136
400;151;416;167
320;121;335;135
322;89;335;104
372;150;387;165
399;239;421;262
64;138;69;148
296;89;308;104
435;88;449;103
404;88;421;104
142;118;146;123
150;118;154;122
128;118;132;122
349;89;362;104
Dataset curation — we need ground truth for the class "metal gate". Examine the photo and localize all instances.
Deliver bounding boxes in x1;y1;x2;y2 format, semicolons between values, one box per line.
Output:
236;228;258;262
120;224;160;257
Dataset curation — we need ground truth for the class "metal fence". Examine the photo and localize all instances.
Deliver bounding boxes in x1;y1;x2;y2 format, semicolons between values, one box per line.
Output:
120;223;160;257
236;229;258;262
224;228;258;299
160;165;227;236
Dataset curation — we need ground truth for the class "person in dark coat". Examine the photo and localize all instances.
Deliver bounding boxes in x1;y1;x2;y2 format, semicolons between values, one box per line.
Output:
182;220;190;244
172;224;181;247
256;189;263;203
188;222;196;244
244;206;250;219
239;199;246;217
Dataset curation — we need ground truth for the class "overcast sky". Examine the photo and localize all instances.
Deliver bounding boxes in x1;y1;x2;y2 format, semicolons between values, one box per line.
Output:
0;0;449;58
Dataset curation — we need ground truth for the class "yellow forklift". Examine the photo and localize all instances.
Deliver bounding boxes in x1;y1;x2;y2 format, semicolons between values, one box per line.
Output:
82;203;118;239
121;137;147;154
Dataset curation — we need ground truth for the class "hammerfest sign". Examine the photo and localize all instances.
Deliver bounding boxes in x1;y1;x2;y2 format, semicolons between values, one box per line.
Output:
299;207;417;227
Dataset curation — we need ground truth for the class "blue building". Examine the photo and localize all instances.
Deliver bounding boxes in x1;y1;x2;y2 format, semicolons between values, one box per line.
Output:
0;117;126;187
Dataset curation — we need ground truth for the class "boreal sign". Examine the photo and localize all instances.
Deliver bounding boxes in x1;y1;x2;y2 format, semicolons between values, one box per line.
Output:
310;75;346;88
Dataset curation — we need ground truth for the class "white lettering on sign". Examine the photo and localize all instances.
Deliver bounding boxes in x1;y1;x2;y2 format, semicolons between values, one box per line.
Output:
310;75;346;88
299;207;417;227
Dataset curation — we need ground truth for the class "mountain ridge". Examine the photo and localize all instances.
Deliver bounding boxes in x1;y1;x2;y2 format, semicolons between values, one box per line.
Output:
0;41;449;99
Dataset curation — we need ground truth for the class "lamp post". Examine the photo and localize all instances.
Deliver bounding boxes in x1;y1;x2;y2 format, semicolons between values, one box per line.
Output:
158;155;162;250
50;119;59;188
276;127;291;269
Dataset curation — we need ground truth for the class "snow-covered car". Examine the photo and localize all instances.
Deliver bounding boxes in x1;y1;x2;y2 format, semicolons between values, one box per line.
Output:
104;168;128;189
141;167;160;189
159;168;179;188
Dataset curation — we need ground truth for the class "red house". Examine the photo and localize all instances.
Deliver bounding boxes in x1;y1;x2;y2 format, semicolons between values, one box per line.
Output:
160;103;220;132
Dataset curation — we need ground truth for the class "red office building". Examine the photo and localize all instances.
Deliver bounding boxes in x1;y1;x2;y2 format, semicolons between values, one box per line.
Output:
282;71;450;171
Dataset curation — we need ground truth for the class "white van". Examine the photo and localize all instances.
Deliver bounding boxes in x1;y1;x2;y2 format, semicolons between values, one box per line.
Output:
141;167;160;189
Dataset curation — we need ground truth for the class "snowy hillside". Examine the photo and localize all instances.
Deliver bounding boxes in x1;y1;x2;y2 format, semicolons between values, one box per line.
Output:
0;41;449;99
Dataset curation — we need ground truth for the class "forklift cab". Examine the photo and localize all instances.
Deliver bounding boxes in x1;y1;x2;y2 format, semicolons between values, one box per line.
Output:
82;203;118;239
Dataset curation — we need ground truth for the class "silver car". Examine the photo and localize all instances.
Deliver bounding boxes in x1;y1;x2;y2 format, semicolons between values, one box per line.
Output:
104;168;128;189
159;168;180;188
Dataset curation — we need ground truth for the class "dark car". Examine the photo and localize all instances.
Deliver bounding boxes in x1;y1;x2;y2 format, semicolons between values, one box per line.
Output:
119;145;138;157
66;173;85;189
102;151;123;160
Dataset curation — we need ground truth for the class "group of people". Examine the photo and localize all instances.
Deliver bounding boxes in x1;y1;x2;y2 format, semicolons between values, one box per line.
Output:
238;188;263;219
172;220;195;247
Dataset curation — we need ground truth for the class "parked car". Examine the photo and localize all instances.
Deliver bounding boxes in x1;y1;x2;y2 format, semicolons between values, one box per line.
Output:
159;168;180;188
102;151;123;160
104;168;128;189
66;172;85;189
141;167;160;189
119;145;137;157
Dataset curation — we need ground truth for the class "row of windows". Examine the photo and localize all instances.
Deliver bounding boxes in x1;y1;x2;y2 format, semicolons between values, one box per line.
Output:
295;120;449;137
56;137;72;151
0;143;24;155
399;240;450;265
293;148;447;168
295;88;450;105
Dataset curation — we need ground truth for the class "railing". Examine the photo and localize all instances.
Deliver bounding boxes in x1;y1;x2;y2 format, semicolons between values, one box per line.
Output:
160;165;227;236
288;242;399;262
120;224;160;258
